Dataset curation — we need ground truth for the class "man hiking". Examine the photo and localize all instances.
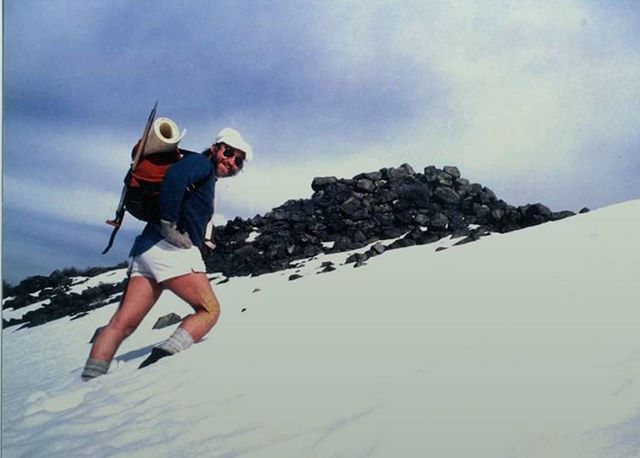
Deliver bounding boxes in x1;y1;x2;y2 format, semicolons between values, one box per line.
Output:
82;127;253;380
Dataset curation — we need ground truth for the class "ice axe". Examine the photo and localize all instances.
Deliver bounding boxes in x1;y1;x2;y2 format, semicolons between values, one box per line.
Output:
102;100;158;254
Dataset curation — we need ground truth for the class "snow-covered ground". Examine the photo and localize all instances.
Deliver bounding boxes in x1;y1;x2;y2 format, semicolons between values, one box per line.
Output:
2;200;640;457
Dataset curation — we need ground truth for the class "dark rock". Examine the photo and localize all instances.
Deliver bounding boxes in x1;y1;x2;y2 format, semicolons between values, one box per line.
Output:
311;176;338;191
473;203;491;219
405;227;424;241
423;166;439;182
433;187;461;206
49;269;70;286
319;265;336;273
334;235;355;251
340;196;370;220
386;237;417;250
345;252;369;264
430;213;449;230
490;209;505;221
395;209;416;224
153;313;182;330
351;229;367;245
579;207;590;214
478;187;497;204
288;274;303;281
453;236;475;246
443;166;461;178
415;231;440;245
383;163;415;181
70;312;89;321
375;190;396;204
519;203;554;227
369;242;386;256
526;203;552;218
354;171;383;181
396;184;432;208
407;228;438;245
414;213;430;226
551;210;576;220
371;212;396;229
455;226;492;246
447;212;468;232
356;179;376;193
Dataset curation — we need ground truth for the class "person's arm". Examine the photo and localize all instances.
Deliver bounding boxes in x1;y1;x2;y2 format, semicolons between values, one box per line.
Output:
157;154;211;248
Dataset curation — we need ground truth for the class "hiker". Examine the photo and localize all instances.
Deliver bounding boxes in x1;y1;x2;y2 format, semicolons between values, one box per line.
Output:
82;127;253;380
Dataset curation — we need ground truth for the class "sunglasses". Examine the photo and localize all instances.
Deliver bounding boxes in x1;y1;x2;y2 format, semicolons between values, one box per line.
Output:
222;145;244;169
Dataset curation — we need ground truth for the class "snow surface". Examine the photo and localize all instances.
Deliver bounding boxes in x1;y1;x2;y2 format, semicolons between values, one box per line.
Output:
2;200;640;457
66;268;129;295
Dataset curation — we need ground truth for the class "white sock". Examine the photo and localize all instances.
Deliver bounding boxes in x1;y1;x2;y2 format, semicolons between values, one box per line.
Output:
82;358;110;380
157;327;194;354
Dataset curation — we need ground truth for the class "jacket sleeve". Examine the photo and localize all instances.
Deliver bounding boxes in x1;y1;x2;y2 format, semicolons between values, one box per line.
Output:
158;154;212;223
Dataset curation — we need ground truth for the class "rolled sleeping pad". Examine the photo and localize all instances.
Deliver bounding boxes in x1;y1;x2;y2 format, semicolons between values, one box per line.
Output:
142;117;186;155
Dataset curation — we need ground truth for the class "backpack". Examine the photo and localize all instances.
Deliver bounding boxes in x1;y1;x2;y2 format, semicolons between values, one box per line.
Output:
124;146;181;223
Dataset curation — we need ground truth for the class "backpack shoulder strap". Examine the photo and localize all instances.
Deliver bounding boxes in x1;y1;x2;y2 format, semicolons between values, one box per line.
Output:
179;150;214;192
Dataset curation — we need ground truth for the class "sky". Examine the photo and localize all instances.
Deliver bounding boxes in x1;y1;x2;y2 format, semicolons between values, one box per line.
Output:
3;200;640;456
3;0;640;284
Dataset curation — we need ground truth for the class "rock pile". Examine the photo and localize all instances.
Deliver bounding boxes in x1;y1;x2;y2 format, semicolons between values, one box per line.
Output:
205;163;576;276
3;163;581;329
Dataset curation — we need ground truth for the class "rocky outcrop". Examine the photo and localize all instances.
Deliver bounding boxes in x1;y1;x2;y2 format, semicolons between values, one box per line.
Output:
204;163;576;277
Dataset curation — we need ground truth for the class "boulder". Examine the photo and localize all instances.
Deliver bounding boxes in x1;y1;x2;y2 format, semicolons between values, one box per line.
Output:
153;313;182;330
434;187;461;206
311;176;338;191
356;179;376;193
443;165;461;178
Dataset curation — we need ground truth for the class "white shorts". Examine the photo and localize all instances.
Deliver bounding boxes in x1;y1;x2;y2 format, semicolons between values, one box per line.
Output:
129;239;207;283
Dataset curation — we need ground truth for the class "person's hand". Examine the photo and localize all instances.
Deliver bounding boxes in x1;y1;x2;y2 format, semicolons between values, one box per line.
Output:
159;220;193;249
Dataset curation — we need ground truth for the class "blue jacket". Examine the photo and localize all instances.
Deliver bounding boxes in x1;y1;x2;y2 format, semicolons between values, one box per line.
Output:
131;150;217;256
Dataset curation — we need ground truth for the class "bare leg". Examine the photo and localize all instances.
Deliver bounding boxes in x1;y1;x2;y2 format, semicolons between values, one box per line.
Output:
89;275;163;362
162;272;221;342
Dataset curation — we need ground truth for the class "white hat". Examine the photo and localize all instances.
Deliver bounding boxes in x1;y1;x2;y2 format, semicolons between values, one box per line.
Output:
214;127;253;163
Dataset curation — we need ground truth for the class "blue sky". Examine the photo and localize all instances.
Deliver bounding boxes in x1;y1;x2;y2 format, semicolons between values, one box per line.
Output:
3;0;640;284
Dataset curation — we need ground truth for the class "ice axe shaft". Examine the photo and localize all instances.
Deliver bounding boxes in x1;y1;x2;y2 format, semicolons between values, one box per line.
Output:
131;100;159;171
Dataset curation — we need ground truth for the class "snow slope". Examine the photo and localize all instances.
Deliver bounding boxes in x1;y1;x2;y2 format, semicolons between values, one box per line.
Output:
2;200;640;457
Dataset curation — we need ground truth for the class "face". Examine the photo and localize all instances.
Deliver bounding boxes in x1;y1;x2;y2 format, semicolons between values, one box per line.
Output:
211;144;246;178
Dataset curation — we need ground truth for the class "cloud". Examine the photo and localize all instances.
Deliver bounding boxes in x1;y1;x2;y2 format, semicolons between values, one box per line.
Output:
2;209;137;284
306;0;640;208
4;0;640;282
201;0;640;214
3;175;144;231
3;115;138;192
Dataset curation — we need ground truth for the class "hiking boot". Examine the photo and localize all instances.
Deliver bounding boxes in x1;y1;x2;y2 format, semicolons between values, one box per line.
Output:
138;347;173;369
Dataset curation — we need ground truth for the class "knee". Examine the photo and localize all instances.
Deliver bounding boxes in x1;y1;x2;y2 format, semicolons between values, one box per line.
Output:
107;317;138;338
